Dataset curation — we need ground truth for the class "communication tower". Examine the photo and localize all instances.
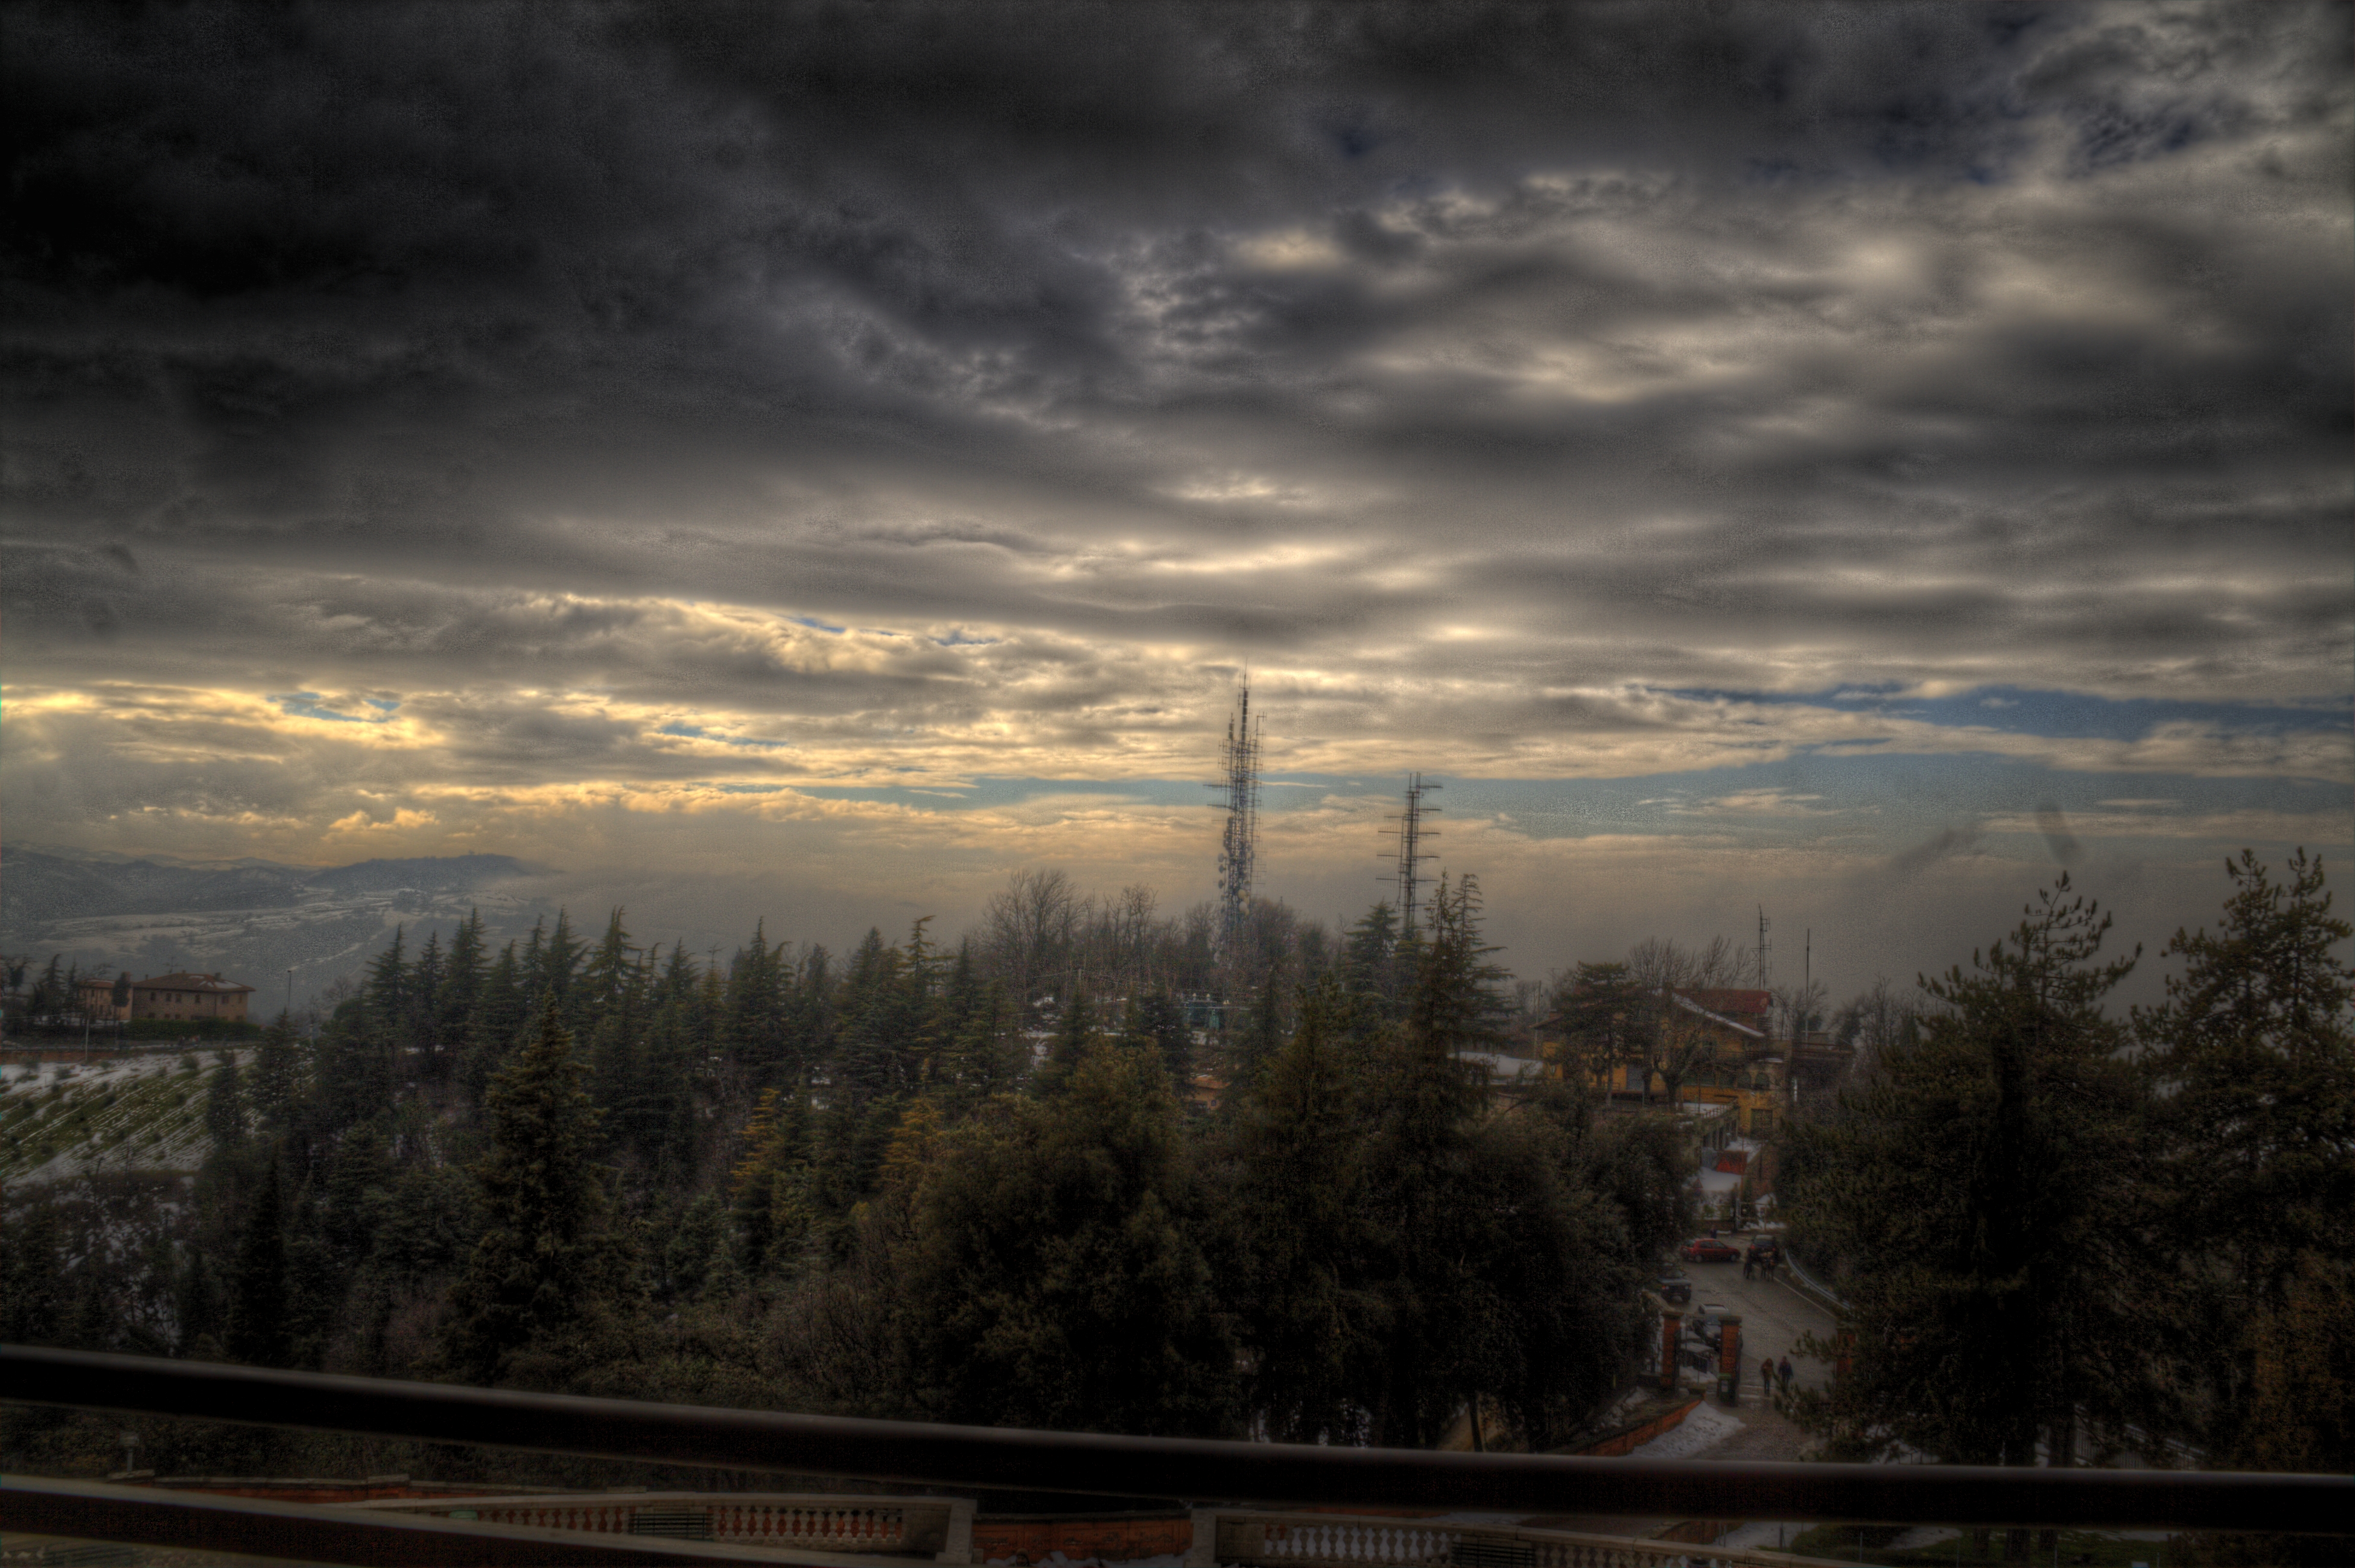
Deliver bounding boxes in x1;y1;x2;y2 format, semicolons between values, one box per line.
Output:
1208;682;1262;954
1755;906;1772;991
1382;772;1443;941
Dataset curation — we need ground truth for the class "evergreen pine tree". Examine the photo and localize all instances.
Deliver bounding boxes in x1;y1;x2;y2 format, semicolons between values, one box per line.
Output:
437;909;489;1071
411;928;445;1072
897;1041;1238;1435
1553;960;1650;1103
1228;959;1288;1097
443;998;613;1386
539;909;585;1027
249;1012;304;1136
944;977;1022;1109
730;1087;815;1278
726;921;790;1080
1343;901;1401;1011
0;1188;67;1345
1227;976;1379;1441
2134;848;2355;1460
1126;987;1193;1096
224;1152;293;1368
1036;983;1096;1094
1785;876;2159;1481
464;939;529;1104
204;1050;247;1153
1360;874;1501;1446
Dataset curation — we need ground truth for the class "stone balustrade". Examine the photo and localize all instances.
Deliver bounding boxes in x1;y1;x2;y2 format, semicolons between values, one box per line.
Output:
351;1490;974;1561
1184;1508;1859;1568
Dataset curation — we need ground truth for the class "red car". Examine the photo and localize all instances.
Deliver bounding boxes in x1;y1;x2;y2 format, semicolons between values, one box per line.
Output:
1679;1236;1741;1263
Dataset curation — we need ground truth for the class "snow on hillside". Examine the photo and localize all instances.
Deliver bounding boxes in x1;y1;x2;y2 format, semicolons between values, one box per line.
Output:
1;1050;238;1186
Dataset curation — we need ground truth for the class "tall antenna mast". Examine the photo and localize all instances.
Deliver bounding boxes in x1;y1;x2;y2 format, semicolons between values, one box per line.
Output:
1756;906;1772;991
1208;680;1262;957
1382;772;1443;942
1801;927;1811;1044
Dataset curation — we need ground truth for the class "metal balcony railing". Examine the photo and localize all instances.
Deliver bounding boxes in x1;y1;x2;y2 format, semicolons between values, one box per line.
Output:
1;1345;2344;1566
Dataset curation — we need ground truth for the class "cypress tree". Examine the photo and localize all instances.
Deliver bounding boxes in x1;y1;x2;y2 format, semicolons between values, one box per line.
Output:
443;998;612;1386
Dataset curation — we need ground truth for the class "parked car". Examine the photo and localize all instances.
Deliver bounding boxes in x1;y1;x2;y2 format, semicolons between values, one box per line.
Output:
1745;1236;1782;1266
1685;1303;1734;1349
1654;1272;1692;1306
1679;1236;1741;1263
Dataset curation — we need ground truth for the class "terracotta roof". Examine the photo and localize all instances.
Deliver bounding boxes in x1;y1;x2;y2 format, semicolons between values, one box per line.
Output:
137;973;255;993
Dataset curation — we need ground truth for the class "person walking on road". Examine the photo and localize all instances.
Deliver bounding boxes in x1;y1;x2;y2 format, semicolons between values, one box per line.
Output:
1743;1252;1755;1281
1778;1354;1794;1394
1760;1355;1775;1401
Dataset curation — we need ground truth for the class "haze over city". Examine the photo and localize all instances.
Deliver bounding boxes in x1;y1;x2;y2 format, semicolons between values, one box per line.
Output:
5;1;2349;997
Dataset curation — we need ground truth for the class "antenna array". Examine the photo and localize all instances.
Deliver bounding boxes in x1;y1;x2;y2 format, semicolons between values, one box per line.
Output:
1208;682;1262;954
1381;772;1443;941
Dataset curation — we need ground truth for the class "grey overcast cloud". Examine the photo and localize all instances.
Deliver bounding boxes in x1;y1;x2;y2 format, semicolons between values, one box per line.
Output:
4;1;2350;994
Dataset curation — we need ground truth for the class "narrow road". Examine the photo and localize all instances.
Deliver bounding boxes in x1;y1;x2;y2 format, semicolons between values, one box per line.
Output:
1673;1245;1839;1398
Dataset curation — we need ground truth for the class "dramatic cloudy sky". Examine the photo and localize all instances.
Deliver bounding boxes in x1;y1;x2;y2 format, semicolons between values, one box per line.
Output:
5;1;2349;991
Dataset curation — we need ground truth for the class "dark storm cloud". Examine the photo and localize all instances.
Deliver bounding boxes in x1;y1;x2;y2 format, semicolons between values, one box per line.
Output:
2;0;2349;814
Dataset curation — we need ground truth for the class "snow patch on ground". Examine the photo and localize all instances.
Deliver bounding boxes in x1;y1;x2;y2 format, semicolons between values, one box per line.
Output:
2;1050;237;1184
1889;1527;1960;1549
1714;1521;1816;1552
1624;1397;1743;1459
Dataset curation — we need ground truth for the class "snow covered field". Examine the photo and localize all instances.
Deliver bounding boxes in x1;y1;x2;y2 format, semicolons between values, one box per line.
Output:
1;1049;238;1185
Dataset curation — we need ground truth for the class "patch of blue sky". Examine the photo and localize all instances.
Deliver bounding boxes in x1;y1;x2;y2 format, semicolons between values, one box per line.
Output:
1435;756;2350;849
788;614;846;634
274;692;390;723
1656;684;2350;744
779;758;2348;856
658;722;789;749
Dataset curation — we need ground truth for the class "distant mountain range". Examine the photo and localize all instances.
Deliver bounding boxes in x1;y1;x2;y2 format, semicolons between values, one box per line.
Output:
1;847;547;1007
2;847;536;928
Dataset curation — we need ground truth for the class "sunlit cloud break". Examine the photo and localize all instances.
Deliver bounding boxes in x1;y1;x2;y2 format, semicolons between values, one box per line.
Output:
1;1;2348;994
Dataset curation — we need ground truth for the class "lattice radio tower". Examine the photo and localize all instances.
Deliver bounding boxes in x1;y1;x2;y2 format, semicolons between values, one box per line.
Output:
1755;905;1772;990
1382;772;1443;941
1209;681;1263;955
